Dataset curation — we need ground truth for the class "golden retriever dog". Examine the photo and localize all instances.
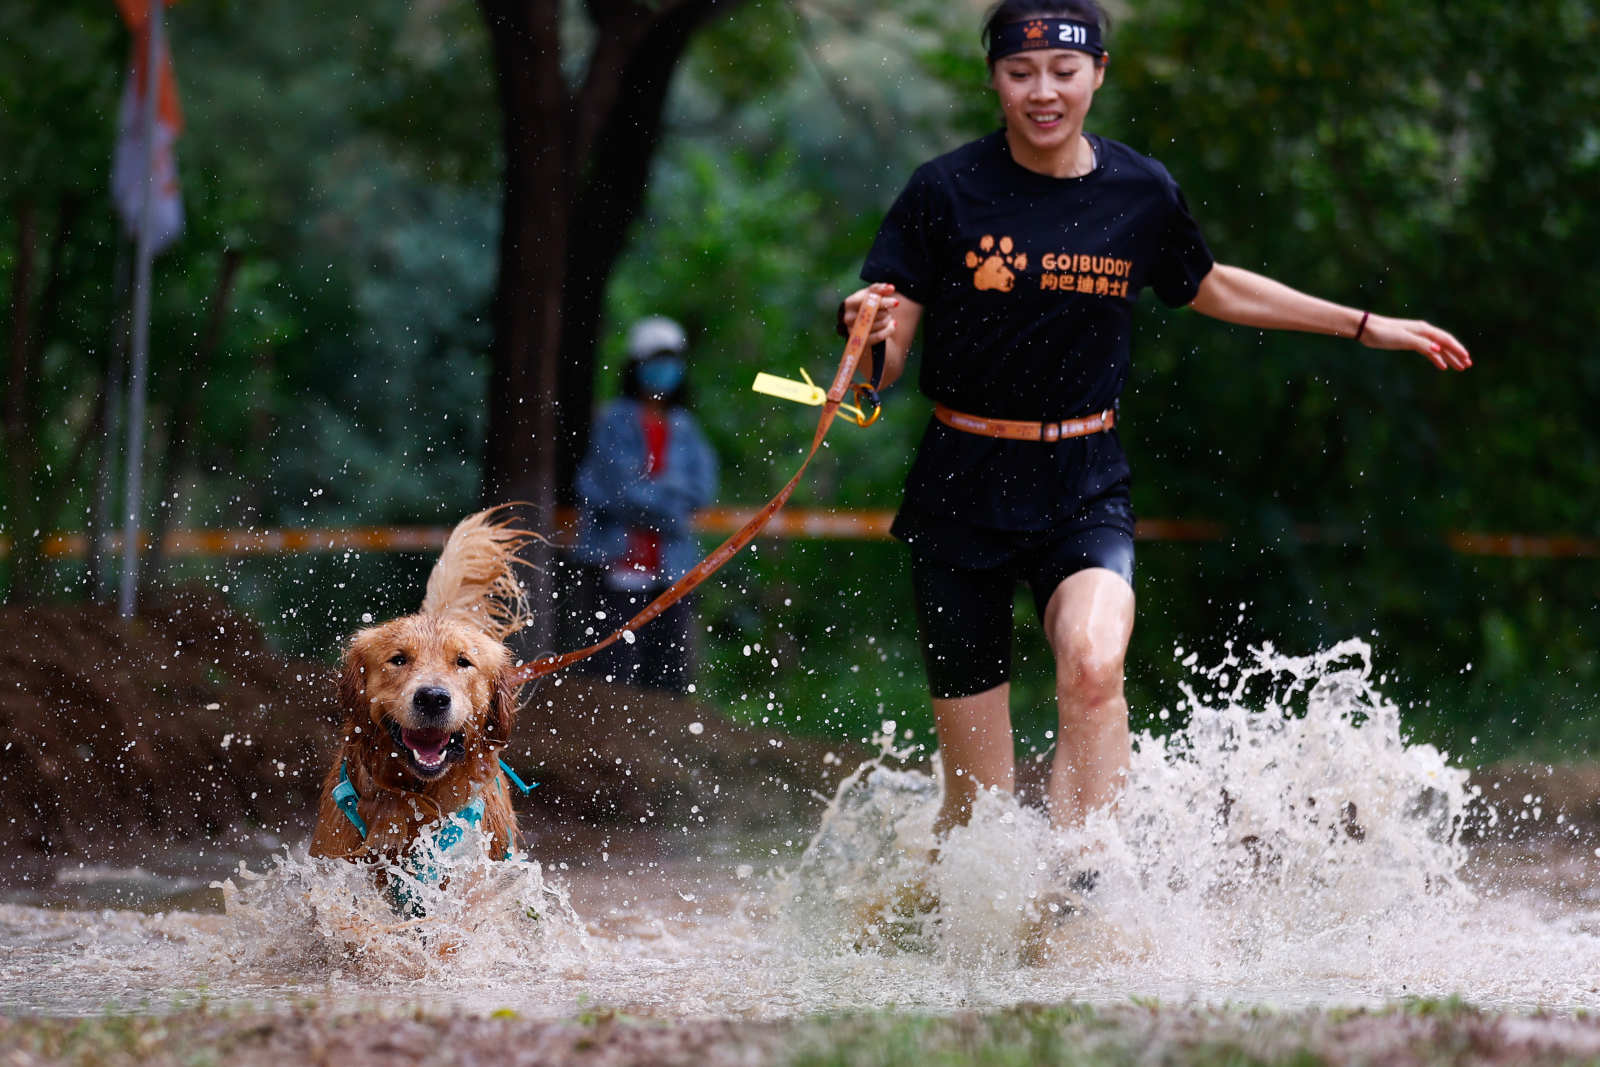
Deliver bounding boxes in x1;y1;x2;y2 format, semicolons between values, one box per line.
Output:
309;507;535;873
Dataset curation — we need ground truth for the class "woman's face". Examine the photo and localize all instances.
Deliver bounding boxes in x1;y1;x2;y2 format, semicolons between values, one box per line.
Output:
990;48;1105;160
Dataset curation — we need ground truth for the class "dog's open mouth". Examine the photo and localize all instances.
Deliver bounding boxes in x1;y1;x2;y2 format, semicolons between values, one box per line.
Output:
386;720;466;778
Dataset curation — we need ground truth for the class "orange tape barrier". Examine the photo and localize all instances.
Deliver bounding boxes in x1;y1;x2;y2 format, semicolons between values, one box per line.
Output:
1446;531;1600;559
20;526;459;558
2;514;1594;559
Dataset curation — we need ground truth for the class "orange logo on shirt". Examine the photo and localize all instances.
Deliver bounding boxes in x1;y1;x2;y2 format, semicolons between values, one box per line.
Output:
965;235;1028;292
1038;251;1132;299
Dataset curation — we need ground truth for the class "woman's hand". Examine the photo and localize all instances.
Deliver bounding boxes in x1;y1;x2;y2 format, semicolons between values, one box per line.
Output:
841;282;901;347
839;282;922;389
1357;313;1473;371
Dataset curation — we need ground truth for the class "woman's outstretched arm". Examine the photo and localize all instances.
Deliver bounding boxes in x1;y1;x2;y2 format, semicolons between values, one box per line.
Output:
1188;263;1472;371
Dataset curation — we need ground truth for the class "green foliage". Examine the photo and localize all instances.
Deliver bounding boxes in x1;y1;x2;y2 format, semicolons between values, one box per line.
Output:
679;0;804;113
2;0;1596;763
784;1002;1339;1067
349;1;500;186
3;999;1578;1067
0;0;502;619
1091;0;1600;760
594;130;928;739
0;2;122;196
586;0;1600;760
786;1005;1112;1067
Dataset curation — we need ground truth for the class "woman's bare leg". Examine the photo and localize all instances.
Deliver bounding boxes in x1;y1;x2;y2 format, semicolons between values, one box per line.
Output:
1041;567;1136;828
930;681;1015;837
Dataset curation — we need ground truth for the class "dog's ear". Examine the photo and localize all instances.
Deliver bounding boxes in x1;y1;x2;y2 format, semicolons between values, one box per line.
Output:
337;637;370;726
485;665;520;746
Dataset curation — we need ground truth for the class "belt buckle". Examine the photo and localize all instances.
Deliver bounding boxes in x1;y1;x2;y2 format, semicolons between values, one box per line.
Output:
1041;421;1061;442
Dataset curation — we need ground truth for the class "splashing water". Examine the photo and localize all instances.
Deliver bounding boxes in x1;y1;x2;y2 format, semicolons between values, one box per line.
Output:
779;639;1600;1009
3;639;1597;1017
212;828;588;983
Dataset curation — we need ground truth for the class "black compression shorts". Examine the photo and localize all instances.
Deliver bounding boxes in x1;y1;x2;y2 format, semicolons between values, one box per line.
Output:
909;493;1134;700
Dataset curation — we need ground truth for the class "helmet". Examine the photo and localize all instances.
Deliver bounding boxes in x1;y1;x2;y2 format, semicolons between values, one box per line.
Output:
626;316;688;362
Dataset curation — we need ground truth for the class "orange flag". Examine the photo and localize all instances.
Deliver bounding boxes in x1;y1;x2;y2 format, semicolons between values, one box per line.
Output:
111;0;183;253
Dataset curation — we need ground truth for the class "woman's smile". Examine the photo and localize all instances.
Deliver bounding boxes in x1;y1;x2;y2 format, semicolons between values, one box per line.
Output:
992;48;1105;176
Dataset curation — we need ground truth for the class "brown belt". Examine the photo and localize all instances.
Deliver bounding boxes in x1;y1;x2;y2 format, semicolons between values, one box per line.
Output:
933;402;1116;442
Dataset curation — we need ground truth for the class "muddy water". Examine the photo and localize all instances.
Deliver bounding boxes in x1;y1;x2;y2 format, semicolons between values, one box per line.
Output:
4;640;1598;1020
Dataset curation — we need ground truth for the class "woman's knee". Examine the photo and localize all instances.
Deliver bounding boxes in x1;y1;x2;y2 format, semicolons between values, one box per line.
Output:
1053;632;1126;703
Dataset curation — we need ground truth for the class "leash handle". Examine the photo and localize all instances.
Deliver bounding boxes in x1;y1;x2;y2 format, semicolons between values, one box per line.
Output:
512;293;882;686
828;292;881;402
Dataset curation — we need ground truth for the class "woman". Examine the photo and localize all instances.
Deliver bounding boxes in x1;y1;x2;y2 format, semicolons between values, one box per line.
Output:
840;0;1470;839
575;316;719;693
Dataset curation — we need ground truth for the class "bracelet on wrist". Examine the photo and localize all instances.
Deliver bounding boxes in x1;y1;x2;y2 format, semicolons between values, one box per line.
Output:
1353;310;1370;342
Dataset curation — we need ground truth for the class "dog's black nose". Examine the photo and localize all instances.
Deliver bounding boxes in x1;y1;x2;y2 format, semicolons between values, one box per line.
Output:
412;686;452;717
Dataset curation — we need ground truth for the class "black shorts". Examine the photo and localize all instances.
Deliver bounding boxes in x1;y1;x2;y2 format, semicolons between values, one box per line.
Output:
909;494;1134;700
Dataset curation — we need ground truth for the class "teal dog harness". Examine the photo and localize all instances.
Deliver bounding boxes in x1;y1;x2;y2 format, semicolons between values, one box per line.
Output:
333;758;536;916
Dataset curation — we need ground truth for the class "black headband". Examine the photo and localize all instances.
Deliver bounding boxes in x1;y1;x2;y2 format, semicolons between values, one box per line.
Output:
987;18;1105;62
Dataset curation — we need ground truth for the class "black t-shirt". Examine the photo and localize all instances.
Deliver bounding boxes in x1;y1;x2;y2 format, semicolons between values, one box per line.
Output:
861;130;1214;557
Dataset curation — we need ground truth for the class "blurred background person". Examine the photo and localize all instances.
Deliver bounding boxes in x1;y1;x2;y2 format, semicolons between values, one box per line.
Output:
573;316;719;693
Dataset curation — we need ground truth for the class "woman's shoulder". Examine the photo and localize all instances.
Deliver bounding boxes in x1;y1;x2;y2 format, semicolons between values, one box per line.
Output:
916;130;1008;181
1092;135;1184;192
890;131;1010;212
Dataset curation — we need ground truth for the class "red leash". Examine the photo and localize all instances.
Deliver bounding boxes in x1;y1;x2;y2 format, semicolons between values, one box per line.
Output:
510;293;884;686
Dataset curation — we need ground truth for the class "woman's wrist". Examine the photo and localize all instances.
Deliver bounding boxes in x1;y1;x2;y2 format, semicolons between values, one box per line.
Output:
1352;309;1370;342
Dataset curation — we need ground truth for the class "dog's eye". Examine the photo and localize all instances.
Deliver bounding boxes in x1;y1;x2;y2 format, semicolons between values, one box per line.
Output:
388;651;408;666
456;654;473;669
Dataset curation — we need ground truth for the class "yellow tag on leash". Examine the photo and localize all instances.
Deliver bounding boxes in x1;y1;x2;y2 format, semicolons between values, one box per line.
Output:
753;365;880;426
752;371;826;407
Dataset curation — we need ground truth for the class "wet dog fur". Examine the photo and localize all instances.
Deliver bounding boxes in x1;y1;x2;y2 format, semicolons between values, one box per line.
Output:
309;507;535;866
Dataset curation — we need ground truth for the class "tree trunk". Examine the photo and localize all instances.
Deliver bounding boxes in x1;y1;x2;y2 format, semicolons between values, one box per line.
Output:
555;0;735;503
4;201;40;601
89;240;133;601
480;0;568;513
25;197;99;591
4;195;81;600
476;0;747;653
479;0;571;652
240;344;275;522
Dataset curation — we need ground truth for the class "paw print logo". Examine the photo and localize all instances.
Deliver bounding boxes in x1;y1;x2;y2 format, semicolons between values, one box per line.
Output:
965;235;1028;293
1024;19;1048;41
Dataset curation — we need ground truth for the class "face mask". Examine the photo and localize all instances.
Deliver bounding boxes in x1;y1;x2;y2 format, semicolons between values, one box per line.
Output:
638;356;685;395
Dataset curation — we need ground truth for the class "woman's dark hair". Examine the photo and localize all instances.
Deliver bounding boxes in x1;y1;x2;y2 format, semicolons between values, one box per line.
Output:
620;356;692;408
981;0;1111;63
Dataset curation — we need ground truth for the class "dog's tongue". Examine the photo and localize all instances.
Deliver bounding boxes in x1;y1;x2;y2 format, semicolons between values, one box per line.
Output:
401;727;450;766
